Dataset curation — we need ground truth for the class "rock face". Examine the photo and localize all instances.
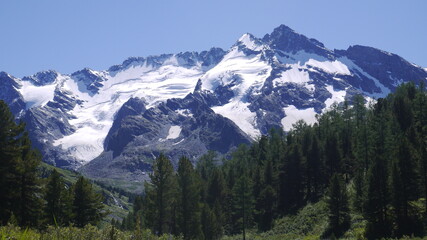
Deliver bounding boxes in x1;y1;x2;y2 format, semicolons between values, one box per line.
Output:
80;93;251;182
0;24;426;182
0;72;26;117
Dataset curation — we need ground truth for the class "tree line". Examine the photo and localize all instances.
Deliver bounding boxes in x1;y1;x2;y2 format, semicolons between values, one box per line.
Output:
0;100;105;228
120;82;427;240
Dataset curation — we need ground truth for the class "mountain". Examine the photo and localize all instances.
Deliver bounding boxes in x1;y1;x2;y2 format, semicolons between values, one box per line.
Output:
1;24;426;182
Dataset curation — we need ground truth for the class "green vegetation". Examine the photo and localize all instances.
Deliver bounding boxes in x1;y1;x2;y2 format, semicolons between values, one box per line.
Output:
0;224;177;240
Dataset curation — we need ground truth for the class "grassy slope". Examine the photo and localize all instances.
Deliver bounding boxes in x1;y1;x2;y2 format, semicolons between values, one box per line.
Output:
222;200;367;240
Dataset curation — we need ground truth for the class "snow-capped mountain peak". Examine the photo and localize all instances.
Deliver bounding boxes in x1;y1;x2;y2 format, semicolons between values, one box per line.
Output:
22;70;59;86
1;24;426;173
263;24;333;59
237;33;264;52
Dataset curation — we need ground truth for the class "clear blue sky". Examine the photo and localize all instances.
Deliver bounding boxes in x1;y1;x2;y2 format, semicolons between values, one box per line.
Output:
1;0;426;78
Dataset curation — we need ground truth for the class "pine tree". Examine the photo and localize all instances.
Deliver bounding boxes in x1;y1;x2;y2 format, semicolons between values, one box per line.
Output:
201;204;221;240
254;157;277;231
351;169;364;213
364;98;391;239
0;100;24;225
353;95;370;172
390;138;421;236
232;173;254;240
212;200;224;237
364;157;390;239
325;174;350;238
144;153;176;235
206;168;227;207
176;156;203;240
257;184;275;231
45;169;73;226
325;134;341;178
197;150;218;182
305;131;321;202
16;132;43;227
72;176;105;227
279;143;303;213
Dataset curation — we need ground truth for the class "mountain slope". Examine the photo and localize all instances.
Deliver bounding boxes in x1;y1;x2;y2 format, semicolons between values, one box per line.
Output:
0;24;426;176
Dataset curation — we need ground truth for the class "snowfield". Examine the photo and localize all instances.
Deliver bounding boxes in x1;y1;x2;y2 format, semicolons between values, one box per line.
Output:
200;38;272;139
324;85;347;110
51;56;206;163
281;105;317;131
167;126;182;139
19;80;56;109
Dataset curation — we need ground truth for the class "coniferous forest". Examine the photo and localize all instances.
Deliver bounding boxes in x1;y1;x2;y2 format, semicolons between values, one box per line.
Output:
0;100;106;230
2;82;427;239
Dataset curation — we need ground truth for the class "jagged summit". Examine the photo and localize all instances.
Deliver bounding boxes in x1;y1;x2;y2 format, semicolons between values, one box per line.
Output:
22;70;59;86
263;24;333;58
107;48;226;73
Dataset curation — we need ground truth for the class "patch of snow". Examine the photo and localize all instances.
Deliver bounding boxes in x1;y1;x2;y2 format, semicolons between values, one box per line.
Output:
166;126;181;139
276;50;326;65
273;64;310;87
281;105;317;131
364;96;376;108
389;75;404;87
173;138;185;145
212;100;260;139
306;59;351;75
201;47;272;96
53;125;105;164
305;84;315;92
19;80;56;108
175;109;193;118
324;85;347;111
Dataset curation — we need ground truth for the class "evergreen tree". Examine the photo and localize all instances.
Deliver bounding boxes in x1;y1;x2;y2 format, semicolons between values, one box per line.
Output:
351;169;364;213
232;173;254;239
325;174;350;238
0;100;24;225
257;184;275;231
279;143;303;213
353;95;370;172
144;153;176;235
324;134;341;178
305;130;322;202
16;132;43;227
206;168;227;207
254;157;277;231
201;204;221;240
364;98;391;239
72;176;105;227
364;157;390;239
45;169;73;226
390;138;421;236
197;151;218;182
176;156;203;240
